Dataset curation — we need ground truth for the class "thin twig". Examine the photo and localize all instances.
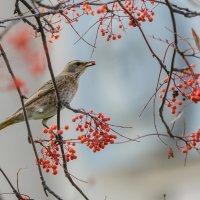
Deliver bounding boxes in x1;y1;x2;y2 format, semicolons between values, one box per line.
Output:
0;167;22;199
0;41;62;200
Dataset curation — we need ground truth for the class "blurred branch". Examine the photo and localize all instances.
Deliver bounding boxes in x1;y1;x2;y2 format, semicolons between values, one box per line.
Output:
14;0;38;31
155;0;200;17
35;0;67;10
16;0;90;199
158;0;178;138
0;42;63;200
0;167;23;199
0;21;18;40
117;0;169;74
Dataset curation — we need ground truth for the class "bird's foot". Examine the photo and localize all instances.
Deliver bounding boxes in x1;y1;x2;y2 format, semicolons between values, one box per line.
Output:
63;103;86;114
42;119;49;129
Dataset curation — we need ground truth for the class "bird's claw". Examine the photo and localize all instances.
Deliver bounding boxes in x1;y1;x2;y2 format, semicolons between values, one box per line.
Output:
63;103;86;114
79;108;85;113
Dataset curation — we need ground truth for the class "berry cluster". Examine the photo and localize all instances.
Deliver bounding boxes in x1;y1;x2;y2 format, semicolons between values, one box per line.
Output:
178;129;200;154
7;26;45;76
36;124;77;175
39;0;156;43
7;78;25;91
97;0;155;41
72;110;117;153
81;3;95;16
48;24;61;43
123;0;155;23
35;110;117;175
160;64;199;115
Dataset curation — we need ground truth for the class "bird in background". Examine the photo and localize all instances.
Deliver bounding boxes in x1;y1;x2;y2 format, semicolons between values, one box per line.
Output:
0;60;96;130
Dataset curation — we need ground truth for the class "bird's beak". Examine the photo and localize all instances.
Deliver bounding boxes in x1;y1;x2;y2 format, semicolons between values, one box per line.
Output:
85;61;96;68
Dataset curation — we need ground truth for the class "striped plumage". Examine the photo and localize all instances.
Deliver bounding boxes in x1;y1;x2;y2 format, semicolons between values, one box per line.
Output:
0;60;95;130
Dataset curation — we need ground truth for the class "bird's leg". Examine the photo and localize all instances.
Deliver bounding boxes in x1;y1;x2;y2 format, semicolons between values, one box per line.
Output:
42;117;51;129
62;103;86;114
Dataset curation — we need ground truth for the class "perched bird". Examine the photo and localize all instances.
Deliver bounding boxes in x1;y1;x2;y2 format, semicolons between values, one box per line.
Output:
0;60;95;130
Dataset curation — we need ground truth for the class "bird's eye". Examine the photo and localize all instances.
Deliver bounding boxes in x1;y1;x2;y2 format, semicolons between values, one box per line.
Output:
76;62;81;66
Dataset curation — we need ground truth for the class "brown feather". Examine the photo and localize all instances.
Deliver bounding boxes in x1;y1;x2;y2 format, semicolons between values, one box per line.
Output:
0;113;23;130
0;60;94;131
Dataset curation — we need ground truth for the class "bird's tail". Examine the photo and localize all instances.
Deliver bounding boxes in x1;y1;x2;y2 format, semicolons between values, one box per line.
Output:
0;113;23;131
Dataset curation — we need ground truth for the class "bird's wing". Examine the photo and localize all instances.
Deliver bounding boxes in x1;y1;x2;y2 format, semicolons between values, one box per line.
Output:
12;74;77;116
24;75;65;107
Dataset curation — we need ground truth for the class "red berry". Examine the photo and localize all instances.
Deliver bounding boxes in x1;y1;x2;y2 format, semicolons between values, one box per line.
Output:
52;169;58;175
148;16;153;22
117;34;122;39
177;100;182;105
49;134;55;139
166;102;171;107
178;84;182;88
186;144;192;150
182;149;188;154
170;86;175;90
64;125;69;130
52;164;57;169
43;128;49;134
112;35;116;40
172;98;176;102
172;105;176;110
57;130;63;135
171;109;176;114
50;124;57;130
79;115;83;119
192;141;196;146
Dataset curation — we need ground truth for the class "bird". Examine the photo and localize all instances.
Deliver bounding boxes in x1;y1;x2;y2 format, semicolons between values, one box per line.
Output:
0;60;95;130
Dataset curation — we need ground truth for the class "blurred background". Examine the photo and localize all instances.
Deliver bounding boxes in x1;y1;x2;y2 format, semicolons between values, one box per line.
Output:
0;0;200;199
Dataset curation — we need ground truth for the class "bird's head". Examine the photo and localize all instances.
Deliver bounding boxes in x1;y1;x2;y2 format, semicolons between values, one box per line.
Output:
62;60;96;78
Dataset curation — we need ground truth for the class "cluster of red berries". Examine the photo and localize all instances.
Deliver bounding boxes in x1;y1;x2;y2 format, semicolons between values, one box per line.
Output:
99;27;122;41
184;65;200;103
39;151;60;175
7;78;25;91
36;124;77;175
47;7;80;44
179;129;200;154
64;7;81;23
123;0;155;24
7;26;45;83
42;0;156;43
160;64;199;115
81;3;95;16
72;110;117;153
97;0;155;41
35;110;117;175
48;24;61;43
